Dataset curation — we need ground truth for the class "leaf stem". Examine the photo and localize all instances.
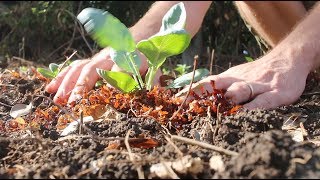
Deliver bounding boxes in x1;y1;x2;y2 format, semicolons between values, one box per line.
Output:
145;66;157;91
129;53;144;89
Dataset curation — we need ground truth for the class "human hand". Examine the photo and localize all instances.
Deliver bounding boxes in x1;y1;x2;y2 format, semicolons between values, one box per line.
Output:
177;49;312;110
45;48;160;105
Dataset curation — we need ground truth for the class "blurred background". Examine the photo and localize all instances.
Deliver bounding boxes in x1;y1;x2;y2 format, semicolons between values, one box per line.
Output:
0;1;262;75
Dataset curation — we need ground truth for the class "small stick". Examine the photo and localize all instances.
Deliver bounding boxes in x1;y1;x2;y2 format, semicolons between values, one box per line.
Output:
0;101;12;108
125;129;145;179
125;129;134;161
213;103;221;138
79;110;84;135
169;55;198;122
0;84;15;87
58;50;78;73
164;136;184;157
58;9;93;54
210;49;215;75
12;56;34;65
170;134;238;156
46;35;84;59
207;47;211;75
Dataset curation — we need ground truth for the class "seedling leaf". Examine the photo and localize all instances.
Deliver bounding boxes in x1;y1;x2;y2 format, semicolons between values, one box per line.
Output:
96;68;139;93
49;63;59;74
245;56;254;62
137;29;191;69
36;68;56;79
109;48;141;74
160;2;186;32
167;68;210;89
77;8;136;52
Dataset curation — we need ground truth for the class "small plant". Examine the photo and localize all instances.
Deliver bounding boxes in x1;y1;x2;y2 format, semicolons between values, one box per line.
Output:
37;63;61;79
77;2;209;93
243;50;254;62
167;68;209;89
174;64;191;77
36;58;76;79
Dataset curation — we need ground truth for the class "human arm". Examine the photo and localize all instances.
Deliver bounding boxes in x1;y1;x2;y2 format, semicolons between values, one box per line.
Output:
182;2;320;110
45;1;212;105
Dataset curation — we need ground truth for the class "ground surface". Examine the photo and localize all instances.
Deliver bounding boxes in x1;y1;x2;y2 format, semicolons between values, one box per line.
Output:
0;57;320;179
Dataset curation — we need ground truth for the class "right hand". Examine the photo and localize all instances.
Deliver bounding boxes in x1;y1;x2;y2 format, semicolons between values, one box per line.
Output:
45;48;158;105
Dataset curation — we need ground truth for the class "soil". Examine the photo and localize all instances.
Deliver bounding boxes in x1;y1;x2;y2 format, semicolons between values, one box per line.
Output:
0;57;320;179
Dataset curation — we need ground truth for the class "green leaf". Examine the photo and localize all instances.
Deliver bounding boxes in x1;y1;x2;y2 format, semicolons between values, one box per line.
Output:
77;8;136;52
245;56;254;62
160;2;186;32
96;68;138;93
109;48;141;74
167;68;210;89
49;63;59;74
95;80;104;88
37;68;56;79
137;29;191;69
174;64;191;76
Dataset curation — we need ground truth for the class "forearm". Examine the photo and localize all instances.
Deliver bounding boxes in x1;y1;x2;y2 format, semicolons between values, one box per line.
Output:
130;1;212;42
275;2;320;71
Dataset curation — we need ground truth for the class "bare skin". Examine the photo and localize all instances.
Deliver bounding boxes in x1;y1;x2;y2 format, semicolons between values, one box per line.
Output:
187;2;320;109
46;1;320;110
45;1;211;104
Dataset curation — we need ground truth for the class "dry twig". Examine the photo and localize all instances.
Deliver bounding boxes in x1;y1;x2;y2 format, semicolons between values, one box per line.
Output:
125;129;145;179
213;103;222;138
164;135;184;157
170;134;238;156
169;55;198;122
58;50;78;73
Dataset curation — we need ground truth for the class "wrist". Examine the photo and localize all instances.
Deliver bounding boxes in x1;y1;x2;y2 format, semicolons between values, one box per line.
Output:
273;39;318;74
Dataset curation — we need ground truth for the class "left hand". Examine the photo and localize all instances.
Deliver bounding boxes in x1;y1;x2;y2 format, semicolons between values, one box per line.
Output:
177;49;312;110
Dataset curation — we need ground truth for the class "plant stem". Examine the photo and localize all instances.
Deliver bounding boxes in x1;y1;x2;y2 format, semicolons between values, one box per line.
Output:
129;54;144;89
145;66;157;91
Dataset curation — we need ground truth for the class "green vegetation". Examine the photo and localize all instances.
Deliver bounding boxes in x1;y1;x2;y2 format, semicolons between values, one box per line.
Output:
78;2;209;93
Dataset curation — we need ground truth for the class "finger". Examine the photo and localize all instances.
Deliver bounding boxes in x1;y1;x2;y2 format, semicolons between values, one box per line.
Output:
68;58;114;103
175;74;238;98
45;65;72;93
52;60;90;104
224;81;269;104
243;91;289;110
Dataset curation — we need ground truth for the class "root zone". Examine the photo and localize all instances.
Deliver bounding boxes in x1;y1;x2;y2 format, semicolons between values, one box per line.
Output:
3;78;241;132
51;80;241;130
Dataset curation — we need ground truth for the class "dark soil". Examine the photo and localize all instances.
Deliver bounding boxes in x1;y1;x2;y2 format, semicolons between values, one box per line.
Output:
0;58;320;179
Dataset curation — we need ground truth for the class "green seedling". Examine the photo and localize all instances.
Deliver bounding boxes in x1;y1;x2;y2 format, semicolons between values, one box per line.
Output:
37;63;60;79
174;64;191;77
167;68;209;89
77;2;208;93
243;50;254;62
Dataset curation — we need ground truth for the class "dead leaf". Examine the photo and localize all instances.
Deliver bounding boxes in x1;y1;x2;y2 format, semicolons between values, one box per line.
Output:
10;103;33;118
129;138;159;149
99;104;123;121
60;116;94;136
